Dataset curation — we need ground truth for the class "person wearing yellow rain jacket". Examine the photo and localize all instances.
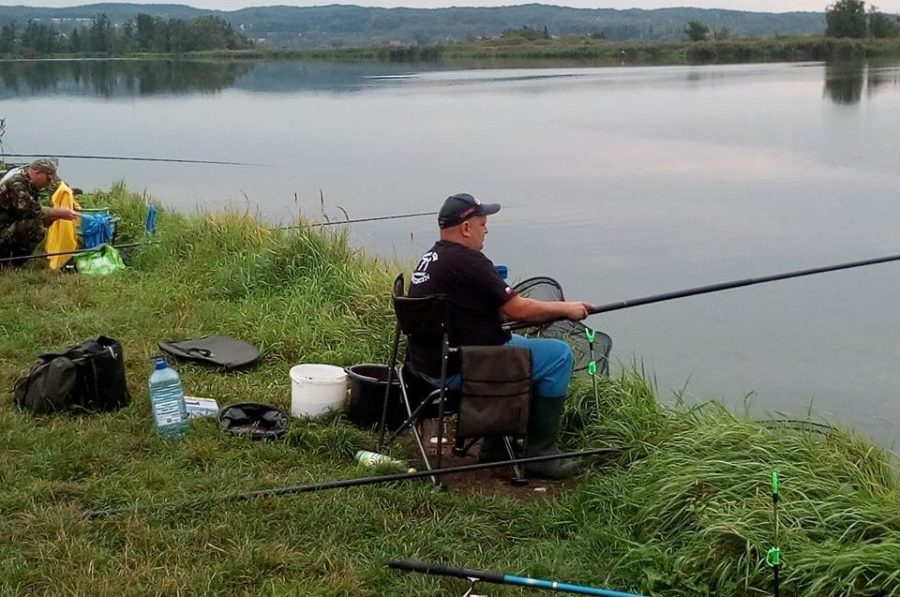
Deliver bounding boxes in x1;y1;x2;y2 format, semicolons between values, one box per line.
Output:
45;180;79;270
0;159;79;268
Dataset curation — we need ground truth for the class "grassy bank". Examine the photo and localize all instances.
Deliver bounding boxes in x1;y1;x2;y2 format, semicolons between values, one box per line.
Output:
0;186;898;595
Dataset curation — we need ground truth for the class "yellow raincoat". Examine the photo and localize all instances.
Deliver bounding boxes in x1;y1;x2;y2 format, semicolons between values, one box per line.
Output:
45;182;78;270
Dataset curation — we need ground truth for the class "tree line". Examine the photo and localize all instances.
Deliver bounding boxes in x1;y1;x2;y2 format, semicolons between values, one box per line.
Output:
825;0;900;38
683;0;899;42
0;14;254;56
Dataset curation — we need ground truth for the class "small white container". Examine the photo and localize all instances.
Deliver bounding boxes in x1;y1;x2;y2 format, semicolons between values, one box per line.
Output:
289;364;348;418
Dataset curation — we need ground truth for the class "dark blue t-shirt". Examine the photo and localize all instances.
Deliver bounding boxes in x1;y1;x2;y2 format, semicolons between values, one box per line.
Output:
408;240;516;376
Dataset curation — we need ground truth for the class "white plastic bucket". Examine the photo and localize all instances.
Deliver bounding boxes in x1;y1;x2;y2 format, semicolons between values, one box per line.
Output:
289;364;348;418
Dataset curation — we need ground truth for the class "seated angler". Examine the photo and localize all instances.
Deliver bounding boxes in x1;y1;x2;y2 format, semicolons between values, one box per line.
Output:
408;193;592;479
0;159;79;267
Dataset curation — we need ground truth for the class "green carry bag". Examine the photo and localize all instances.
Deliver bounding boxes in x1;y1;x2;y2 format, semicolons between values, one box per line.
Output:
74;243;125;276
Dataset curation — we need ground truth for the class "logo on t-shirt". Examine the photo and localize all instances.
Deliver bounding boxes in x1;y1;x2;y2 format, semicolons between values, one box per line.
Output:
411;251;438;285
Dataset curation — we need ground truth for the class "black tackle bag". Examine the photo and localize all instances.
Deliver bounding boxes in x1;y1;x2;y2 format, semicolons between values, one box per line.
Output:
13;336;131;415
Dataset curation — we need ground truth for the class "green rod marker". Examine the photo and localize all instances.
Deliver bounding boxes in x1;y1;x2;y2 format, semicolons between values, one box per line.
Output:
585;327;599;406
768;470;781;597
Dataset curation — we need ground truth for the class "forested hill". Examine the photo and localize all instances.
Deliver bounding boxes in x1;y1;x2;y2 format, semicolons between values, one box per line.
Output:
0;3;828;46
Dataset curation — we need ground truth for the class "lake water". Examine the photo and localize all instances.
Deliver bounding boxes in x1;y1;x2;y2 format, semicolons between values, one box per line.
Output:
2;58;899;445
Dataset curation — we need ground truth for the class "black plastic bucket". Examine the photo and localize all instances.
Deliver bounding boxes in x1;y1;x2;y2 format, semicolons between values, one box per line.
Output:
345;364;404;430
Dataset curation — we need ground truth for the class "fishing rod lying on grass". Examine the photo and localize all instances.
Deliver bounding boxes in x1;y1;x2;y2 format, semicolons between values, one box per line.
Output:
389;559;648;597
85;447;613;520
0;242;156;265
1;153;261;167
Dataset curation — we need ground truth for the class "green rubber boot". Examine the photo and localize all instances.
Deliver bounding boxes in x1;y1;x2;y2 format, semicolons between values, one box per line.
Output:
524;396;579;479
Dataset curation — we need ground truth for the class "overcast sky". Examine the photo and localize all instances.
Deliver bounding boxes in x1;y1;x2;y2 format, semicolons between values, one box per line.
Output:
4;0;900;13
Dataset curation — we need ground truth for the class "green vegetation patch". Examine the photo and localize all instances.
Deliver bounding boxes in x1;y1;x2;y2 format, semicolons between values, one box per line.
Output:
0;186;897;595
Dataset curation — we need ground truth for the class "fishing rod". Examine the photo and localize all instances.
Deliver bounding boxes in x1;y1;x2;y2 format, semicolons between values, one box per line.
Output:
276;210;436;230
1;211;431;264
84;447;612;519
585;252;900;316
1;153;260;167
389;559;647;597
0;242;154;265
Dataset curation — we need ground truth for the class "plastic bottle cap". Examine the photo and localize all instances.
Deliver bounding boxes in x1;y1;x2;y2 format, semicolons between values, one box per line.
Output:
154;359;167;370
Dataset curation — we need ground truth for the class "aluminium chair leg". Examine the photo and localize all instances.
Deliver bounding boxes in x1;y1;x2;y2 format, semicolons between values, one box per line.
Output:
397;368;440;486
410;420;440;486
383;370;442;446
377;325;402;451
435;335;451;470
503;437;527;485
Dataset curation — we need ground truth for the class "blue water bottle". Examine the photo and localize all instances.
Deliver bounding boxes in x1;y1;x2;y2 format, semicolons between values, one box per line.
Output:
148;357;188;438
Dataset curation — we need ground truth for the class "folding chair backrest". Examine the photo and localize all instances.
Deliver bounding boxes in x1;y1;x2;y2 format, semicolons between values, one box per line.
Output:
392;273;405;300
391;273;448;342
393;294;448;340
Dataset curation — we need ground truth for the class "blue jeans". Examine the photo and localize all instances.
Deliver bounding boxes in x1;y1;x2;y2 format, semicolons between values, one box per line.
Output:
432;334;574;398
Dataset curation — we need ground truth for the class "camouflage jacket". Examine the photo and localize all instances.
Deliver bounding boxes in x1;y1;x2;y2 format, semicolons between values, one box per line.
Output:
0;170;42;232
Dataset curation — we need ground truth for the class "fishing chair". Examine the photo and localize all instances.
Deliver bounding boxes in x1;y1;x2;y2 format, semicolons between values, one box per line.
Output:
377;274;530;484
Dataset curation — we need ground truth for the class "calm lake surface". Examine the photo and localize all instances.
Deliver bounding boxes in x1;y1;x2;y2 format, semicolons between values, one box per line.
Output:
3;58;899;445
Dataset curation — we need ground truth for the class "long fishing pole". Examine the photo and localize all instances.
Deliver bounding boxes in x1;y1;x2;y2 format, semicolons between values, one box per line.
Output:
1;211;431;264
389;558;647;597
0;241;153;265
276;210;436;230
84;447;612;520
1;153;260;167
586;252;900;316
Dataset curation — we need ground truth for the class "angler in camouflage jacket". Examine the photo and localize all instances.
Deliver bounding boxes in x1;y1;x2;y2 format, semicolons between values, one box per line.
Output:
0;159;79;266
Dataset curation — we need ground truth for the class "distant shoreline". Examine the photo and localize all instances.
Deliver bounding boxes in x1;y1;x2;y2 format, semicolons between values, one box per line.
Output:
16;36;900;66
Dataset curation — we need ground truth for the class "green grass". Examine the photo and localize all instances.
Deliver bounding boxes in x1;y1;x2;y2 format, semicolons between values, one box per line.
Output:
0;185;898;595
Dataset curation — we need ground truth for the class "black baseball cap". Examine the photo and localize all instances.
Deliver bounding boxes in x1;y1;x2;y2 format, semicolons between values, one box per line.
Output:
438;193;501;229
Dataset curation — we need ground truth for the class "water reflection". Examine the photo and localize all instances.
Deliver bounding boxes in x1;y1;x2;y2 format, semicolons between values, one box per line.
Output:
824;60;900;105
0;59;254;98
0;59;428;98
2;58;899;105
